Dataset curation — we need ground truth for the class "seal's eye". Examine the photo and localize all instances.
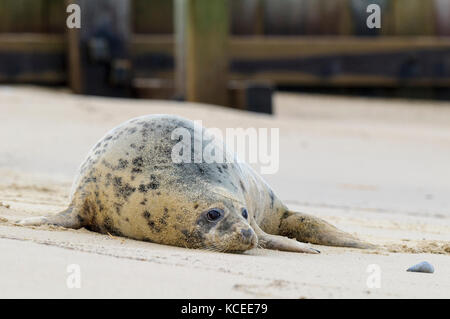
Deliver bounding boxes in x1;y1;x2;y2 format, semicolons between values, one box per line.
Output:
206;208;224;222
241;208;248;219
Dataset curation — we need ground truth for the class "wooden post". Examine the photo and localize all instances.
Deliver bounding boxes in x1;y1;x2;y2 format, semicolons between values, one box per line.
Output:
175;0;229;106
133;0;174;34
230;0;264;35
392;0;435;36
174;0;187;100
67;0;132;96
0;0;44;33
264;0;300;35
434;0;450;36
228;80;273;114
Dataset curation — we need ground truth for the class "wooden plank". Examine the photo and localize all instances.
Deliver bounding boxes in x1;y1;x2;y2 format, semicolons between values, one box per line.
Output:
3;34;450;88
0;0;65;33
299;0;321;35
0;33;66;83
230;0;264;35
0;33;65;52
133;78;174;99
132;35;450;87
132;0;173;34
66;1;82;94
434;0;450;36
392;0;435;36
0;0;45;33
315;0;345;35
298;0;344;35
229;36;450;58
133;78;274;113
67;0;132;96
230;37;450;86
338;0;353;35
42;0;66;33
174;0;187;99
181;0;229;105
261;0;386;36
228;80;273;114
132;35;450;58
264;0;303;35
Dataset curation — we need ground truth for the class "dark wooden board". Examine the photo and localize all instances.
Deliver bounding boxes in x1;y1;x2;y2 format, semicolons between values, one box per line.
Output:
3;33;450;88
0;34;66;83
391;0;435;36
0;0;65;33
264;0;304;35
132;36;450;87
230;0;264;35
132;0;173;34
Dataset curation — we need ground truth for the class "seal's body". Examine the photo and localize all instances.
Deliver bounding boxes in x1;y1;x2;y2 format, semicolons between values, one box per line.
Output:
19;115;372;253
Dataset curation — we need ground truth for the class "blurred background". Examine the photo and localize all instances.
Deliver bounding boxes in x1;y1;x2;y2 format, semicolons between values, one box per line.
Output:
1;0;450;113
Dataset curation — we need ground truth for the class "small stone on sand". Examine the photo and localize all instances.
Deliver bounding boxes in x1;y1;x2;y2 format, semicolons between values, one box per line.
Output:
407;261;434;274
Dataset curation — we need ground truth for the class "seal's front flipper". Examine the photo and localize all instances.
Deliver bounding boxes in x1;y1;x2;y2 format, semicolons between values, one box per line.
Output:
258;233;320;254
16;207;83;229
279;211;376;249
251;220;319;254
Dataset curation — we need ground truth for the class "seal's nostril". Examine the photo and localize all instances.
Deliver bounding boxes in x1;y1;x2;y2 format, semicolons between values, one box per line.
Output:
241;228;253;239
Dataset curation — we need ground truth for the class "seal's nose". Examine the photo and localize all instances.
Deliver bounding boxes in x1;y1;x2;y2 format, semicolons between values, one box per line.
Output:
238;227;257;249
241;228;253;240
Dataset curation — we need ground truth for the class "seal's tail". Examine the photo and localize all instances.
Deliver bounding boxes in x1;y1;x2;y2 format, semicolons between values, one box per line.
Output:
16;207;83;229
278;210;376;249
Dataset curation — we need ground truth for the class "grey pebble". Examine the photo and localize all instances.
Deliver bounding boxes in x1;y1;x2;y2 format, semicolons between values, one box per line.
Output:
407;261;434;273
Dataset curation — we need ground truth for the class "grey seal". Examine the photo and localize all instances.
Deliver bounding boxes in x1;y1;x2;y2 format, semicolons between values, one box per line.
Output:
18;115;373;253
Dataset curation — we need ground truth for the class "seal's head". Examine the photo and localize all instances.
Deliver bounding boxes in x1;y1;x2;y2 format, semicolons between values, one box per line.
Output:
192;203;257;253
174;183;258;253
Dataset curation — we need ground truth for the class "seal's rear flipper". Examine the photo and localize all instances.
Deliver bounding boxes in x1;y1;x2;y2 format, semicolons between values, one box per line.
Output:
16;207;83;229
279;211;376;249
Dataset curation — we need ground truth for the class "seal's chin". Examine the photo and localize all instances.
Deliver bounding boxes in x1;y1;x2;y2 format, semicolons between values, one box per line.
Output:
202;234;257;253
196;225;258;253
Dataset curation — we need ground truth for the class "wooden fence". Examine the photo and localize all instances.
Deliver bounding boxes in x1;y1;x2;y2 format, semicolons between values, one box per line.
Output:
1;0;450;89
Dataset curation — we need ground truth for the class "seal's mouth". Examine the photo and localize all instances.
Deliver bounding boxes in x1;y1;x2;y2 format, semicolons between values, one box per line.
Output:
209;230;257;254
220;228;258;253
240;228;258;249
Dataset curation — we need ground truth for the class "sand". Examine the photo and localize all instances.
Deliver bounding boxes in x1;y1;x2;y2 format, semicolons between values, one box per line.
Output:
0;85;449;298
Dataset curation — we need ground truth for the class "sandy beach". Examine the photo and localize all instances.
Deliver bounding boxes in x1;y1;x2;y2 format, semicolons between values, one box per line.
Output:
0;86;449;298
